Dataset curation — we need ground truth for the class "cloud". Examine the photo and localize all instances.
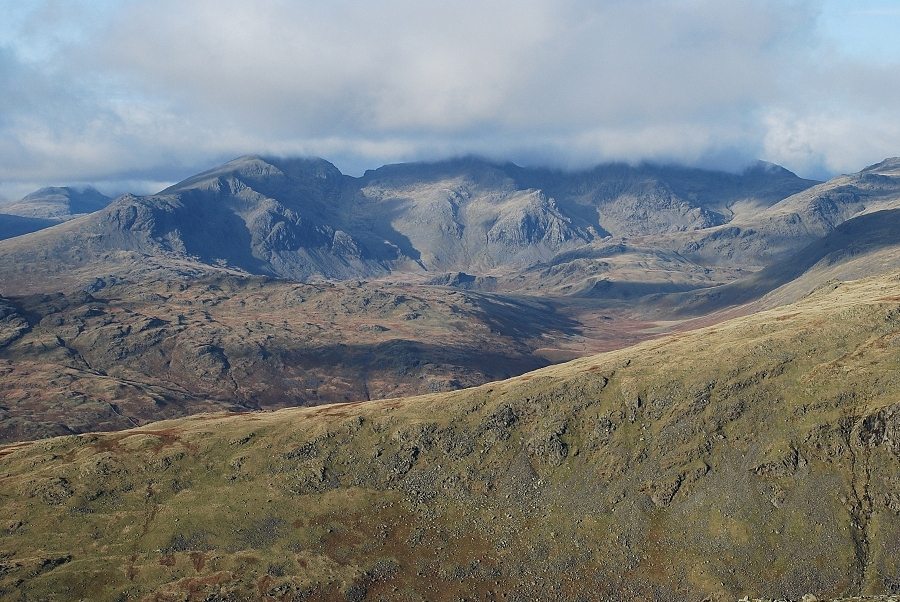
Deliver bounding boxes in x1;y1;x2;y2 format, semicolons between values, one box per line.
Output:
763;108;900;177
0;0;898;190
90;0;809;151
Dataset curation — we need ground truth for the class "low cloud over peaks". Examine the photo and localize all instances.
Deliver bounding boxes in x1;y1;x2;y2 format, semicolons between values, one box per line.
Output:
1;0;899;192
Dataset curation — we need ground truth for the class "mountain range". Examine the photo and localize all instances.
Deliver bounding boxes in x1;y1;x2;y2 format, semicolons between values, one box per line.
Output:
3;155;896;301
1;153;899;600
0;156;819;289
1;156;900;439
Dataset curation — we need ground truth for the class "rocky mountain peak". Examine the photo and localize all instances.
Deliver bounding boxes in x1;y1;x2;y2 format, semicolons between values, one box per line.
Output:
742;160;800;178
161;155;343;195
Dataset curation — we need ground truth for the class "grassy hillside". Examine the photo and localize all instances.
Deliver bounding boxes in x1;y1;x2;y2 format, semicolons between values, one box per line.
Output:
1;273;899;600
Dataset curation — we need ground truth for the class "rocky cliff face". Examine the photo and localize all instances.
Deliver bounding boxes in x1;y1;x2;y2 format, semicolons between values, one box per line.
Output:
355;164;593;271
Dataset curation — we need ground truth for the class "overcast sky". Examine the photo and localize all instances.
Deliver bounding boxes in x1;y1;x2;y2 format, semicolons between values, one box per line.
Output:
1;0;899;199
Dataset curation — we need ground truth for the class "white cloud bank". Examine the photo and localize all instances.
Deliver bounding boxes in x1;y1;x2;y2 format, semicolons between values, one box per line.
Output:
0;0;899;195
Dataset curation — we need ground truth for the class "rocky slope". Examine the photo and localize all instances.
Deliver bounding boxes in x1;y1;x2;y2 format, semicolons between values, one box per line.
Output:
509;159;816;236
0;271;897;600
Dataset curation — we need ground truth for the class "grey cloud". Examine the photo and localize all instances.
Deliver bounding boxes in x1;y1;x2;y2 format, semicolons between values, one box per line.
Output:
94;0;807;133
0;0;898;190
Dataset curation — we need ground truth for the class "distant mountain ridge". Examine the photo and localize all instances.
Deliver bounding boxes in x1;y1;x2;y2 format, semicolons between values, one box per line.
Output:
1;186;111;220
645;207;900;317
674;157;900;269
2;154;898;306
0;155;823;290
0;186;113;242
